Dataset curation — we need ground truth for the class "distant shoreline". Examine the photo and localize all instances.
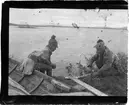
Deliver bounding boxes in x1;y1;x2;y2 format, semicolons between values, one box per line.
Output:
9;23;127;30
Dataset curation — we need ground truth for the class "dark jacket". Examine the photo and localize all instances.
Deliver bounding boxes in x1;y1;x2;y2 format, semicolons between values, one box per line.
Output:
89;46;118;71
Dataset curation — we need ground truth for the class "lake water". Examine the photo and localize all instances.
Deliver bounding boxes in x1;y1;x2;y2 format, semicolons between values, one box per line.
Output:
9;26;128;77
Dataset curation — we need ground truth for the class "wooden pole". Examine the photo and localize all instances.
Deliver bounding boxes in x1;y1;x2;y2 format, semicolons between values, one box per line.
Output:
69;77;108;96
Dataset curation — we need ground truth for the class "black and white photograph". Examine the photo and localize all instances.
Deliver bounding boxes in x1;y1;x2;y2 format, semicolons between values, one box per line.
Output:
8;8;128;97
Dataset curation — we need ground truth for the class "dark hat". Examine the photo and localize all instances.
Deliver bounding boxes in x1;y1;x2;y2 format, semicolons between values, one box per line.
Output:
97;39;104;43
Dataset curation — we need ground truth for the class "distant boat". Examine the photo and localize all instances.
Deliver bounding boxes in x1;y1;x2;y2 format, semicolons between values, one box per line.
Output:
72;23;79;29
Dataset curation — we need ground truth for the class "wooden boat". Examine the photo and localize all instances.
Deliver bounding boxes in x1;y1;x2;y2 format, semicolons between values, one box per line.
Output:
9;58;108;96
9;58;72;95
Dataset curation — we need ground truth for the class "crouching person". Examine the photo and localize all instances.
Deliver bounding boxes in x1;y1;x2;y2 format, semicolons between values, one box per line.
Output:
19;35;58;76
87;39;119;78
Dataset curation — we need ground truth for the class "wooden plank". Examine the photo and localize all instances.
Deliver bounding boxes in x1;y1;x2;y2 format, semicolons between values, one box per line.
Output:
35;70;53;82
31;86;51;95
10;70;25;83
45;92;94;96
35;70;71;92
9;88;26;95
14;70;25;83
19;75;43;92
40;80;62;94
9;77;30;95
29;77;44;94
51;79;71;92
17;75;25;83
9;64;18;74
69;77;108;96
9;71;23;83
40;87;51;94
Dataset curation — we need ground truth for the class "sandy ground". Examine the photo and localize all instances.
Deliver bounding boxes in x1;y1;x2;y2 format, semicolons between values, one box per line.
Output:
9;26;128;77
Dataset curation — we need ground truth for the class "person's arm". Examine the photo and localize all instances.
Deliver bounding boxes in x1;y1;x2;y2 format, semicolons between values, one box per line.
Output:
41;58;56;69
38;57;51;65
44;59;52;65
88;54;98;67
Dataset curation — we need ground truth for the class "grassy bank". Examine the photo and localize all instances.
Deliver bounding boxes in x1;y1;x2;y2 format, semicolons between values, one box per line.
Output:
64;52;127;96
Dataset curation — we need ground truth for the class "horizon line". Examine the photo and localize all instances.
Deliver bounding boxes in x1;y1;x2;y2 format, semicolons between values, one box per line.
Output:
9;23;127;30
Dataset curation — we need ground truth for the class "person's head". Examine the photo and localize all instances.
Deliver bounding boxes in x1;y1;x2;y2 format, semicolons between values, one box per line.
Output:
48;35;58;52
51;35;56;39
94;39;105;54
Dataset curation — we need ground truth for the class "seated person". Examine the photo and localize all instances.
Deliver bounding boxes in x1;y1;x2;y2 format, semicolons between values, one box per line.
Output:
19;35;58;76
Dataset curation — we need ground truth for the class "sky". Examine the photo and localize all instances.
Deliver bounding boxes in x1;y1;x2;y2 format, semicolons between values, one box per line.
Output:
9;8;128;28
